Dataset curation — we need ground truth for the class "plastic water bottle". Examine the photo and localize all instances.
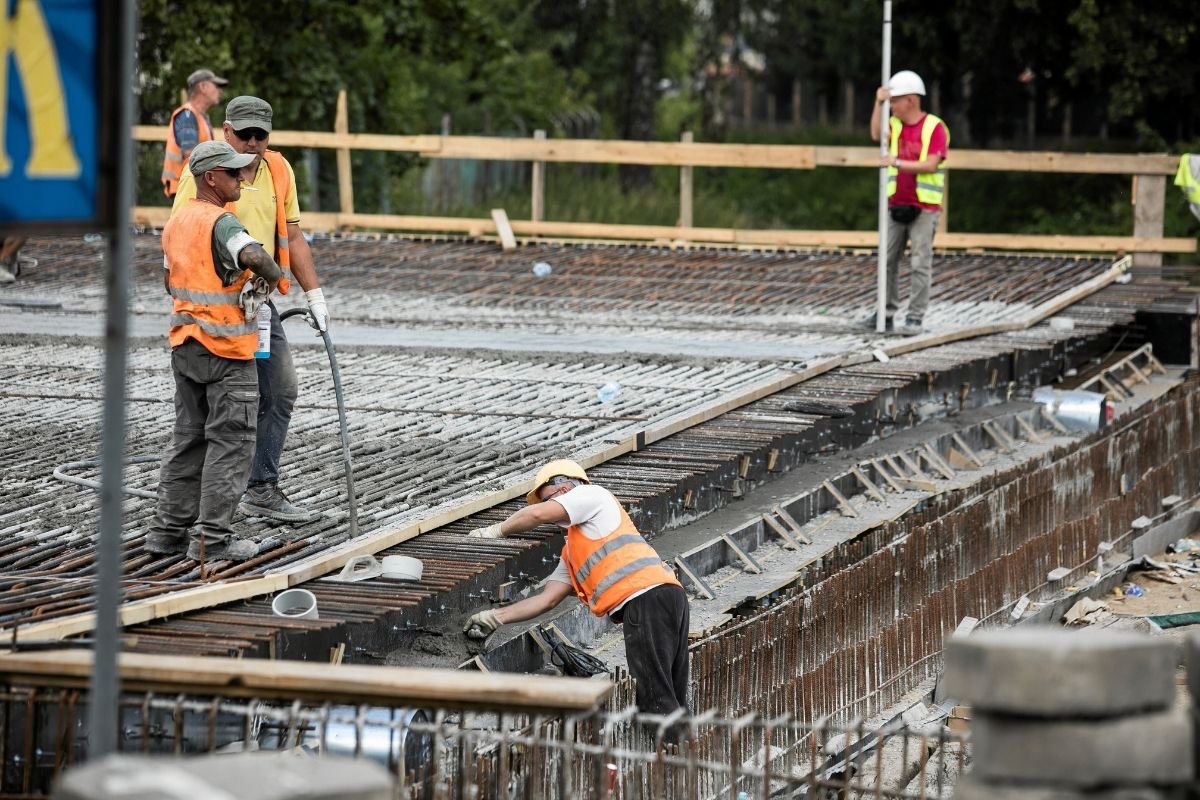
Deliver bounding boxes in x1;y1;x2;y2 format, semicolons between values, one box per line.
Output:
83;233;103;244
254;305;272;360
532;261;553;277
597;382;621;404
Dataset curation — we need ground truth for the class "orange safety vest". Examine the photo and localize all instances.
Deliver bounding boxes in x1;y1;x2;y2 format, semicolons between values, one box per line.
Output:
163;201;257;360
161;101;214;198
562;498;681;618
226;149;292;295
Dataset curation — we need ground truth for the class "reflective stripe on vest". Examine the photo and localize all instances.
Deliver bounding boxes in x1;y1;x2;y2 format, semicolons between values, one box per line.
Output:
224;150;292;295
162;201;257;360
887;113;948;206
1175;154;1200;206
562;497;681;617
161;101;213;198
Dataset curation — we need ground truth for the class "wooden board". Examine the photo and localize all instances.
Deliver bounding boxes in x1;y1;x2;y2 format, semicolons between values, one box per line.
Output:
0;650;612;712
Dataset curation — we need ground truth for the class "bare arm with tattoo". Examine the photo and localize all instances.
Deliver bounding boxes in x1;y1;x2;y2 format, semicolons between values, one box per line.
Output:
237;243;284;290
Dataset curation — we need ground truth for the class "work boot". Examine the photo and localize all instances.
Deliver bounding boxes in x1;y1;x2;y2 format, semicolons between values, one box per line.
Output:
144;531;188;555
239;483;316;523
0;263;14;284
187;537;259;562
861;312;894;332
898;316;924;335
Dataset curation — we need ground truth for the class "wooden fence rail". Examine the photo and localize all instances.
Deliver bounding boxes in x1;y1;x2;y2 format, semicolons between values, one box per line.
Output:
131;94;1191;260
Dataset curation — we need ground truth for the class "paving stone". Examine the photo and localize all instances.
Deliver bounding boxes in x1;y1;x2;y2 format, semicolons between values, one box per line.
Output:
52;752;392;800
969;706;1192;788
943;626;1175;716
953;776;1184;800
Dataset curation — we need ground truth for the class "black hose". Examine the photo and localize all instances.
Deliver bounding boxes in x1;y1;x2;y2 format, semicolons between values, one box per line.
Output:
539;624;610;677
281;307;359;538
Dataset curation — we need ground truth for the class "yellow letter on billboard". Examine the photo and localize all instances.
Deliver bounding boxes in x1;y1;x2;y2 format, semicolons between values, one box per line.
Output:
0;0;82;178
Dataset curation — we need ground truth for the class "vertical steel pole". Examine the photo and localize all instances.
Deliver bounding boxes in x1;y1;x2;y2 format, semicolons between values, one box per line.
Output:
876;1;893;333
88;0;136;758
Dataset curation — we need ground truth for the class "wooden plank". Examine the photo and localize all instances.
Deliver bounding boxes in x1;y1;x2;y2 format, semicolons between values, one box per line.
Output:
426;136;818;169
821;480;858;518
950;433;985;467
772;506;813;545
1014;415;1046;443
813;146;1177;175
1039;406;1070;434
868;459;903;493
531;130;546;223
1132;175;1165;271
947;446;974;470
895;452;928;480
334;89;354;215
851;466;886;502
721;534;762;574
679;131;694;228
897;477;940;493
490;209;517;251
673;556;716;599
761;513;800;550
0;650;612;712
982;421;1015;454
921;444;956;479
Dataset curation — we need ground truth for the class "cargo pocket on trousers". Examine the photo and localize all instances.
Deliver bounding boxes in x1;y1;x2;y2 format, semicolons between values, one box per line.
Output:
216;380;259;442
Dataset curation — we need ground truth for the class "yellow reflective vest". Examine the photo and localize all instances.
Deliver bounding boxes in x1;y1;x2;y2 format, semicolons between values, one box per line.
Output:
887;114;949;206
1176;154;1200;206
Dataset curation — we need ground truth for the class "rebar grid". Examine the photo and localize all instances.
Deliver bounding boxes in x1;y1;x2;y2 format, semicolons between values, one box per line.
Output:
0;685;968;799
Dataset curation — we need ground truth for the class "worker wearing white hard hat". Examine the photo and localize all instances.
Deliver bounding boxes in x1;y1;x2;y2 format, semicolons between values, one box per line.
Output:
869;69;950;335
463;459;691;741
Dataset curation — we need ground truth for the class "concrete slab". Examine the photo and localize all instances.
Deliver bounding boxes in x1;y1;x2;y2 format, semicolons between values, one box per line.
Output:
944;627;1175;717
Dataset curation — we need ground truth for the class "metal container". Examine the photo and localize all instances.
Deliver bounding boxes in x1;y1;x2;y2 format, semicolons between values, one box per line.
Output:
258;706;432;772
1032;387;1109;431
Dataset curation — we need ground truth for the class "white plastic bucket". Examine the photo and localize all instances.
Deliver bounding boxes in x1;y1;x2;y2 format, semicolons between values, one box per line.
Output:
272;588;318;620
382;555;423;581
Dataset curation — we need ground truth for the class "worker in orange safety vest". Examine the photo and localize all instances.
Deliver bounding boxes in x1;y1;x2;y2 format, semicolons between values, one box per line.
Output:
464;459;691;741
161;68;229;198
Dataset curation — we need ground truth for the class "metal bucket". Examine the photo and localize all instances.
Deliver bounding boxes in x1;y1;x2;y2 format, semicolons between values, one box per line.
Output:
271;588;318;620
258;706;432;772
1032;387;1109;431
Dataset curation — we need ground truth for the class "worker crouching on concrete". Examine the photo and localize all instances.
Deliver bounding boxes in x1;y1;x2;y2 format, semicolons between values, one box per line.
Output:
145;140;284;562
464;459;691;739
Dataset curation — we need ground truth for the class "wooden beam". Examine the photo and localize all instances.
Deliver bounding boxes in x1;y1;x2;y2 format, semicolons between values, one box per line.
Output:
531;130;546;223
761;513;800;550
334;90;354;215
490;208;517;251
1132;174;1166;271
821;480;858;518
0;650;612;712
851;466;886;502
679;131;694;228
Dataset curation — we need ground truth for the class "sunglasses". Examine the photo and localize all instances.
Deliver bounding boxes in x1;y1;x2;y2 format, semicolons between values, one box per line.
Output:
233;127;269;142
224;168;242;179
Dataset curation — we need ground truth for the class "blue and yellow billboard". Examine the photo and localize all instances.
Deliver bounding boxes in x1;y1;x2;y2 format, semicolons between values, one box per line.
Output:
1;0;101;228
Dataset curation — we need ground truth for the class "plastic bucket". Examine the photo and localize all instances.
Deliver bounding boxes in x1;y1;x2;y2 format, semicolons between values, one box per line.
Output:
381;555;423;581
272;588;318;620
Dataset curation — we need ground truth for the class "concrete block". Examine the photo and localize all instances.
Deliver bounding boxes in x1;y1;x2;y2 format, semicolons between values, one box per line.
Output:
1161;494;1183;510
1131;516;1153;530
52;752;393;800
970;706;1192;788
943;627;1174;716
953;776;1182;800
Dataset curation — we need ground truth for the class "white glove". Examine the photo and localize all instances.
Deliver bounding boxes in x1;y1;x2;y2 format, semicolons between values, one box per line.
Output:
467;523;505;539
304;287;328;332
463;609;502;639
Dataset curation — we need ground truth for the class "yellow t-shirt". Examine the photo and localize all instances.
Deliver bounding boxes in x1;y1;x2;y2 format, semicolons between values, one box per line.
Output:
172;154;301;260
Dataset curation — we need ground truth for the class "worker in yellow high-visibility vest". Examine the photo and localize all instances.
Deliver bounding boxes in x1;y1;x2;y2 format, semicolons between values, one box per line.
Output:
869;70;949;335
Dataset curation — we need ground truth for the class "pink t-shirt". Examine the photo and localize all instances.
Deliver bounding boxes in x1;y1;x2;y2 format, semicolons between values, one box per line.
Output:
891;114;948;211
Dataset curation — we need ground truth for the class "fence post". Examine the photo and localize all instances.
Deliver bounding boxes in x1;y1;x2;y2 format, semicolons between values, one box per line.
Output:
1132;174;1165;273
679;131;694;229
531;129;546;222
335;89;354;216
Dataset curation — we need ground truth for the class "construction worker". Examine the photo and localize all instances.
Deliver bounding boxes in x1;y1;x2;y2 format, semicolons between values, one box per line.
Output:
0;236;30;284
146;140;284;562
869;69;949;335
1175;154;1200;222
464;460;690;738
172;95;329;523
161;68;229;198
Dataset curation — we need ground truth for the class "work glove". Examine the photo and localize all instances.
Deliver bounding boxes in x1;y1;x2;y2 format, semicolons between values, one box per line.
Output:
304;287;329;332
467;523;504;539
464;609;502;639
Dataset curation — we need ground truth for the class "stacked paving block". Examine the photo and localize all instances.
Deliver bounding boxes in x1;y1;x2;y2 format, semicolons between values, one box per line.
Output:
944;627;1192;799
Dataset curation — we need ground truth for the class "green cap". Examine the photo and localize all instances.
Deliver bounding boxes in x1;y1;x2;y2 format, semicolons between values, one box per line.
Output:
225;95;273;133
189;140;255;176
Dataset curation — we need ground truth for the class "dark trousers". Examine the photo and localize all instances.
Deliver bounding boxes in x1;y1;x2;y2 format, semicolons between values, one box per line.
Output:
621;584;690;740
149;340;258;545
248;301;298;488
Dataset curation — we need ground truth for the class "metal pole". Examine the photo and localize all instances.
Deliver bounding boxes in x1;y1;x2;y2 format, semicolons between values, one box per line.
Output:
876;1;892;334
88;0;136;758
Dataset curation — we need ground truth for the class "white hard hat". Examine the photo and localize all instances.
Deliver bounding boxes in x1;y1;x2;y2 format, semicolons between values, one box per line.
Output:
888;70;926;97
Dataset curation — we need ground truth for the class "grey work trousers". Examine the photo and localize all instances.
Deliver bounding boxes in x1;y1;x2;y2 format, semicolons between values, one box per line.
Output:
885;209;939;321
620;584;690;743
149;339;259;547
248;301;298;488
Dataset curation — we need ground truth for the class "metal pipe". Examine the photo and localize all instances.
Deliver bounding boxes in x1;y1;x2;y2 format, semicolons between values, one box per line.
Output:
876;1;892;334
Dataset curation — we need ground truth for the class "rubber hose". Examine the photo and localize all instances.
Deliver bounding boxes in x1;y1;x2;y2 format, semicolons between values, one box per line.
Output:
280;306;359;538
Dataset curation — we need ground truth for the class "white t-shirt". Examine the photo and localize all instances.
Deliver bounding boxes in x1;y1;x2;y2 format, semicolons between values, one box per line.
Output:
545;484;663;613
